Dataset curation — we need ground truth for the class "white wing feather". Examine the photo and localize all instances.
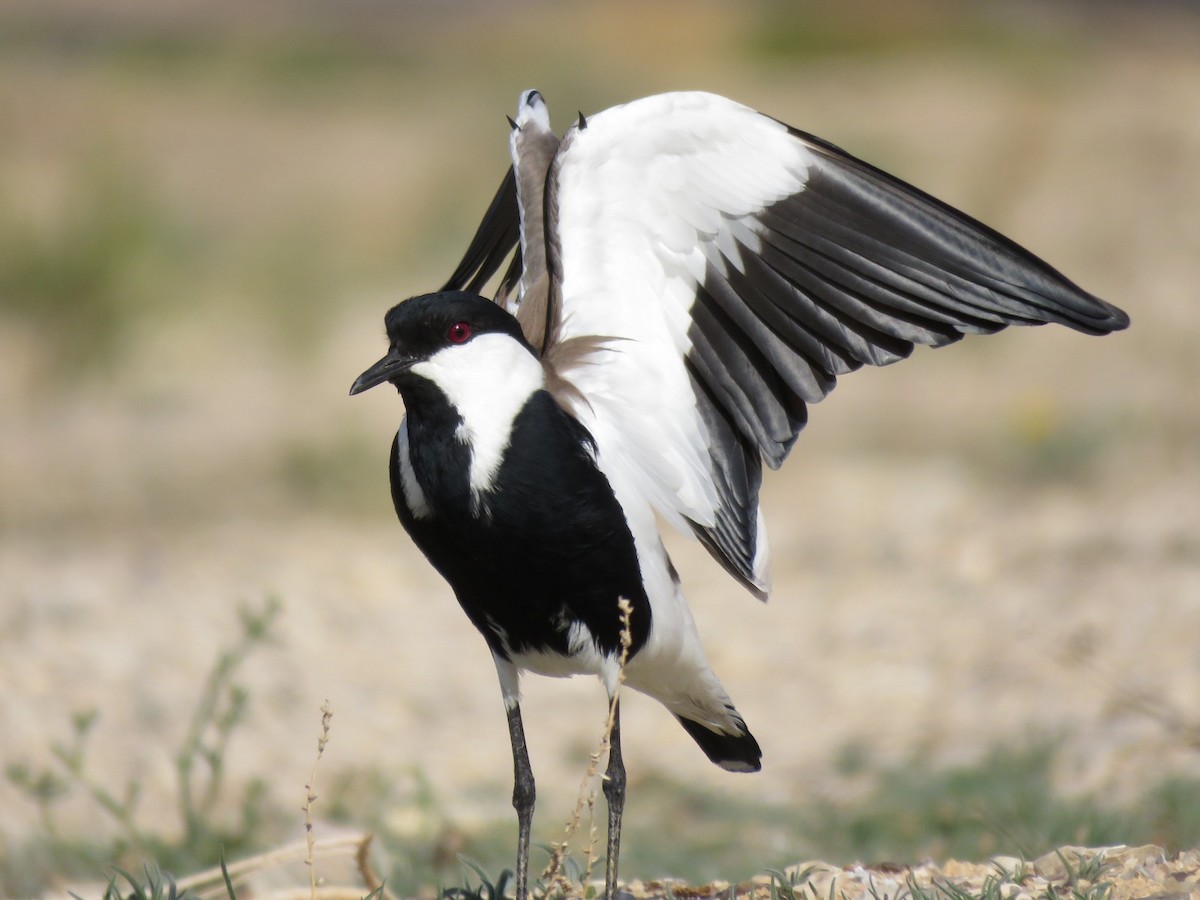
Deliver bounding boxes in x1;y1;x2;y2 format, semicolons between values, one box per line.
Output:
549;93;810;578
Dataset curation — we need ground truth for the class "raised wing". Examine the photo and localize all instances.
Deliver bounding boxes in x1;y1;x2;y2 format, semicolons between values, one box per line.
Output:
441;164;521;299
443;90;563;350
536;91;1127;598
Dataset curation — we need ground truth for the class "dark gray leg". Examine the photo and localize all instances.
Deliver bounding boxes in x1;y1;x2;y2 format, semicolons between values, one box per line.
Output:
505;703;536;900
601;699;626;900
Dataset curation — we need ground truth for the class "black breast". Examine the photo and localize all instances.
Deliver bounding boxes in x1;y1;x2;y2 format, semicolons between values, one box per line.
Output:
392;387;652;662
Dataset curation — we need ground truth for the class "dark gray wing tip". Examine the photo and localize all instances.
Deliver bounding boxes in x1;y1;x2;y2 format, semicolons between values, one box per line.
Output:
1088;300;1131;334
441;166;520;296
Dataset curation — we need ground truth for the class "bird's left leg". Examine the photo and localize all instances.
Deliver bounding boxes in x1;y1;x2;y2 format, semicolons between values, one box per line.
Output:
506;702;536;900
602;697;626;900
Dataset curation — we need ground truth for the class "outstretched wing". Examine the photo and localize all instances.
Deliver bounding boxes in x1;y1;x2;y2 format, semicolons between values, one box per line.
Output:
536;91;1127;598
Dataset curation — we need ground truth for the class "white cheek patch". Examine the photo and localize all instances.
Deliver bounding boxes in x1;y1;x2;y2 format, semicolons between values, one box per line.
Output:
411;333;546;503
395;417;432;519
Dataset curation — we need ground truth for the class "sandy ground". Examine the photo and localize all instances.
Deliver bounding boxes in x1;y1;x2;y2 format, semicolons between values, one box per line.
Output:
2;2;1199;889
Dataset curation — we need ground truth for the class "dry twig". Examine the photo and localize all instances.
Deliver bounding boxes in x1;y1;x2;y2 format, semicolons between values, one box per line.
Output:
542;598;635;893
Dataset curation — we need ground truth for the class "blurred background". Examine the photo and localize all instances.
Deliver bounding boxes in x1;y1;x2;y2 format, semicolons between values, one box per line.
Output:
2;0;1198;895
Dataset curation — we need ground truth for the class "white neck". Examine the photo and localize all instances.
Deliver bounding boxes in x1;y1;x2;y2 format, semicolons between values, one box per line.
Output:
410;333;545;499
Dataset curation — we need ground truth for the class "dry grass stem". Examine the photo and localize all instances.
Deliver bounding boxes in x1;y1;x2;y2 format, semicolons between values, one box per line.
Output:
235;889;385;900
542;598;634;893
1060;648;1200;750
355;832;397;899
174;834;376;900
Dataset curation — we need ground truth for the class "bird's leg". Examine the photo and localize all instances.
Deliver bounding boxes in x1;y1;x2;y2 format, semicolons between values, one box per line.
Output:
602;698;626;900
505;702;536;900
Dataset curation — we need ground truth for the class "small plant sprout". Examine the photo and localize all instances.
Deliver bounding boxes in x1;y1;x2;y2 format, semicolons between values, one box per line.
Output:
304;701;334;900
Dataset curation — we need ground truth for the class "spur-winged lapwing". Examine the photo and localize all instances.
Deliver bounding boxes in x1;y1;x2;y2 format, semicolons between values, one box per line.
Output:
351;90;1129;899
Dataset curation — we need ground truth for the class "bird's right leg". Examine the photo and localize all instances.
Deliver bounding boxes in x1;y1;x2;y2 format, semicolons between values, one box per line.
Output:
495;656;535;900
505;702;535;900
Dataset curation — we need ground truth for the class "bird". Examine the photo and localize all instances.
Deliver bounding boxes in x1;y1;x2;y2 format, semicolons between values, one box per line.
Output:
350;89;1129;900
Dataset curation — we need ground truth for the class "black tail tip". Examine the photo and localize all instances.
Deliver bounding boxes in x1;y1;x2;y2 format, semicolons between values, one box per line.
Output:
676;715;762;773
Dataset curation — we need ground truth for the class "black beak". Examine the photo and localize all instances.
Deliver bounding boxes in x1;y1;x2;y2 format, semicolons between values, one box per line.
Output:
349;349;413;396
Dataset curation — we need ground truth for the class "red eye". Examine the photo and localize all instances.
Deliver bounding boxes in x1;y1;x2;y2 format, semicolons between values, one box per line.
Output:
447;321;471;344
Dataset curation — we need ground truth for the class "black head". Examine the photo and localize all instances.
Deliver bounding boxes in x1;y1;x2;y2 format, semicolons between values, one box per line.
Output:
350;291;531;396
